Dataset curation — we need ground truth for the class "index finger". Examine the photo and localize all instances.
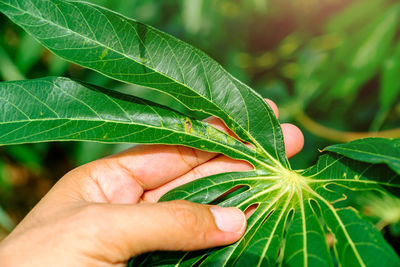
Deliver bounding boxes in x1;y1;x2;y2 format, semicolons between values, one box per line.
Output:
95;99;279;190
60;99;279;204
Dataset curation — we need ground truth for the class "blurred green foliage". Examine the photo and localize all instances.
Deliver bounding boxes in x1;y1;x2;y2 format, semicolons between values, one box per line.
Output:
0;0;399;241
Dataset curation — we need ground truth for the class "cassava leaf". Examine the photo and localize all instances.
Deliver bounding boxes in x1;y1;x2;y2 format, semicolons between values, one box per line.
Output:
329;5;400;98
325;138;400;175
380;42;400;110
0;0;287;168
325;0;386;33
131;153;400;266
0;77;272;169
0;1;399;266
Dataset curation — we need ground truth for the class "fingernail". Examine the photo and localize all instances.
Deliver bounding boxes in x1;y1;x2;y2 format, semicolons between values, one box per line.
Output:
210;207;246;233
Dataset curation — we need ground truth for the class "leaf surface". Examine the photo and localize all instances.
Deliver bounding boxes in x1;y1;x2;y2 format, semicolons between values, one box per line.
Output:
0;1;399;266
0;0;287;168
131;153;400;266
0;77;271;168
325;138;400;174
380;42;400;110
329;5;400;98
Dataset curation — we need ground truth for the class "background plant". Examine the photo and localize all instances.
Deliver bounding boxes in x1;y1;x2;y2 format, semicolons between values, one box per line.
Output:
0;0;399;263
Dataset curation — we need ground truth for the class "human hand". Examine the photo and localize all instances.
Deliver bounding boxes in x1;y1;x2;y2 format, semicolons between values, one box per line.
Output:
0;100;303;267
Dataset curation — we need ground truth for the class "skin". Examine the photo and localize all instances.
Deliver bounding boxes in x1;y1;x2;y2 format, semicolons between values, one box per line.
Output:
0;99;304;267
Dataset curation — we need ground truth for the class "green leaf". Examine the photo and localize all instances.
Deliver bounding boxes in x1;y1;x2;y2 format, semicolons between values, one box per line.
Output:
15;32;43;74
0;44;25;81
182;0;204;34
0;205;14;232
330;5;400;98
324;138;400;175
48;54;70;76
325;0;386;33
0;0;287;168
0;77;276;169
349;5;399;71
380;42;400;110
371;41;400;129
1;1;399;266
131;153;400;266
3;145;43;174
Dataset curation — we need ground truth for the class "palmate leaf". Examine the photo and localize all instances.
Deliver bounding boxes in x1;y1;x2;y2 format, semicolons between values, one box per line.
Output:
0;1;399;266
131;153;400;266
0;0;287;168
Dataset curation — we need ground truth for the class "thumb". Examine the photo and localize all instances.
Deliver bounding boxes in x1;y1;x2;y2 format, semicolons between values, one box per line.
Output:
93;200;246;262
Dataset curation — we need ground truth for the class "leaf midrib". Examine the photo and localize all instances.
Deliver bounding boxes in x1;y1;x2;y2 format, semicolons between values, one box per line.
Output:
0;117;278;169
0;118;247;154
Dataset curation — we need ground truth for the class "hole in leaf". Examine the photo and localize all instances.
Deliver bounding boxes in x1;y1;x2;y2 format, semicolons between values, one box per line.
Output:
325;232;335;248
209;185;250;205
309;199;322;217
276;209;295;260
185;117;192;133
260;210;275;226
244;203;259;218
193;254;209;267
204;120;256;150
286;208;295;224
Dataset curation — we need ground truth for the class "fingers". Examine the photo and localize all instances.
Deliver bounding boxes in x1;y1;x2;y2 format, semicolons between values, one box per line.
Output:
143;123;304;203
265;99;279;118
92;201;246;261
281;123;304;158
63;98;301;205
99;144;217;191
92;98;279;191
72;99;280;196
142;156;252;202
265;100;304;158
86;113;247;193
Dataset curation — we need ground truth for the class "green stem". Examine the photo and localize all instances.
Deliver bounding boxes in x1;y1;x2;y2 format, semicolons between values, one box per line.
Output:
295;111;400;142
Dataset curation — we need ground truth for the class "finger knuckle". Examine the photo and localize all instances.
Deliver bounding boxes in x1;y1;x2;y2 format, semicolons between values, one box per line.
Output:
168;200;202;232
176;146;199;169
